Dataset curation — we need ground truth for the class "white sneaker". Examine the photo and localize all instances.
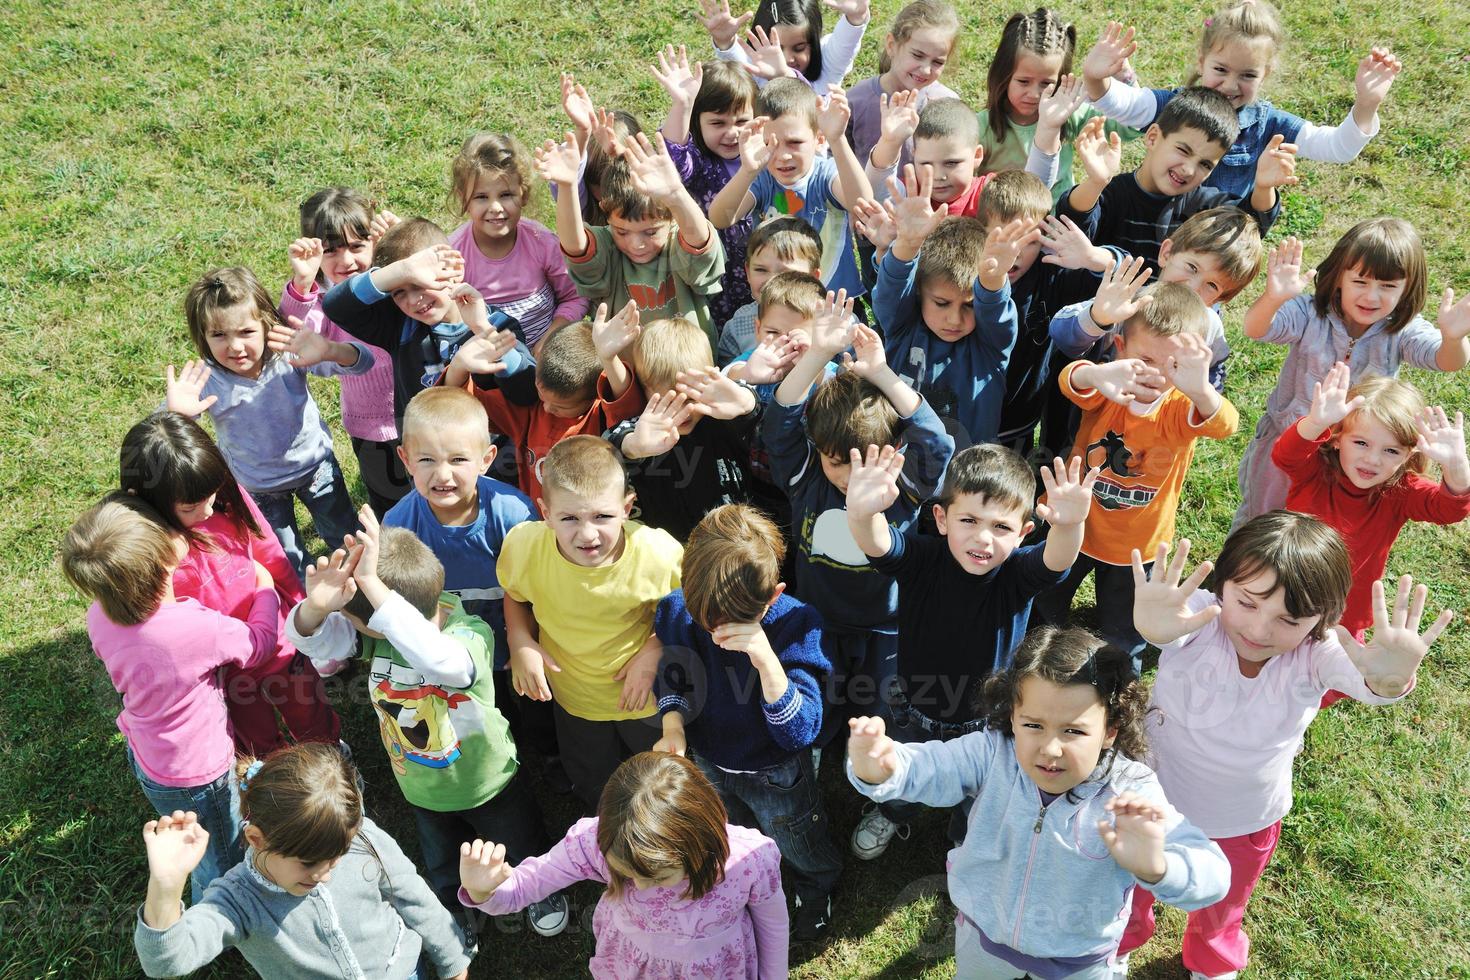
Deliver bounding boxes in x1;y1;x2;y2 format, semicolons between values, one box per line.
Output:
850;805;909;860
1110;952;1130;977
527;892;569;937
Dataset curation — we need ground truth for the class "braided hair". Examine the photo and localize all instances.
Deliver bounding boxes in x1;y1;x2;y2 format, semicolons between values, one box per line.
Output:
985;8;1077;146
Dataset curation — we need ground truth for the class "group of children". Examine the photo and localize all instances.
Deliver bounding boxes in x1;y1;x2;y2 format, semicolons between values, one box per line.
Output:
59;0;1470;977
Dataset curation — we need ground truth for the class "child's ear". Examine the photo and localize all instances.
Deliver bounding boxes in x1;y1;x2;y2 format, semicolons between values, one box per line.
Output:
243;824;266;850
396;444;412;468
1143;124;1161;148
1104;724;1118;750
622;492;637;517
480;443;497;473
1158;238;1174;263
932;502;948;535
1111;333;1126;354
883;32;897;62
1021;519;1035;539
768;582;787;608
536;496;548;516
972;145;985;171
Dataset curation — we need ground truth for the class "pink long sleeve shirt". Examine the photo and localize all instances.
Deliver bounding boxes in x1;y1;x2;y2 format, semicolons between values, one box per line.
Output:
449;218;588;349
280;281;398;441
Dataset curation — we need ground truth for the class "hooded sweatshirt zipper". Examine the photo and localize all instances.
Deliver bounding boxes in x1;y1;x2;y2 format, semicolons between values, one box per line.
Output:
1010;794;1049;948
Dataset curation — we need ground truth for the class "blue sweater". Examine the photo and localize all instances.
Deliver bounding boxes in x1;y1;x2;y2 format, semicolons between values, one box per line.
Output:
654;591;830;771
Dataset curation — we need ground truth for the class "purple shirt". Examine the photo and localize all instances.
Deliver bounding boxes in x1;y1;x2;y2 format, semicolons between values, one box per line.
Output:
665;132;753;325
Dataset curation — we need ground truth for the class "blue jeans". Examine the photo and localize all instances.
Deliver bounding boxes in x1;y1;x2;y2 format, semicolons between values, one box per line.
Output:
253;455;360;581
695;751;842;903
129;749;244;904
1031;553;1150;671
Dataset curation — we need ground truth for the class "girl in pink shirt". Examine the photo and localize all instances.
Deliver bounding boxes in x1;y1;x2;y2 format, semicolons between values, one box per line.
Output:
460;752;788;979
121;412;341;756
61;493;282;902
448;133;588;351
1119;512;1451;980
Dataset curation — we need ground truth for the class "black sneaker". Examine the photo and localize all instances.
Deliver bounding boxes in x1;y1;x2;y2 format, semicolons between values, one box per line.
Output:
792;893;832;942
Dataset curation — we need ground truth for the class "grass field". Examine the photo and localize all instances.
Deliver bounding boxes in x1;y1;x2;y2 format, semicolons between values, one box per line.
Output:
3;0;1469;976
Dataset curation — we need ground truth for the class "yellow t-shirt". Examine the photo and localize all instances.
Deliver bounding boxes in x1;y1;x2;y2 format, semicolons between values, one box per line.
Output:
497;520;683;721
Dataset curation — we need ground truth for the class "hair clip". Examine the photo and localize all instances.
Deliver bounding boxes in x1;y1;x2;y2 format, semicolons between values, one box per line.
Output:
240;759;264;792
1074;650;1101;686
1204;17;1214;26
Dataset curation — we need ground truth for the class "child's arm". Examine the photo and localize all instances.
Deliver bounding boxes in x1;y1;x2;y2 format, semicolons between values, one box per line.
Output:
818;86;873;210
1243;236;1314;340
746;840;791;980
370;822;473;980
845;715;994;805
266;316;373;376
1068;357;1167;407
1079;21;1142;106
442;283;536;391
843;322;954;498
842;320;919;417
1034;456;1098;572
677;365;759;421
1063;116;1122;216
725;333;804;385
504;594;561;702
1165;333;1223;423
1039;214;1117;275
1130;540;1221;647
591;299;641;398
459;819;606;915
536;133;590;257
1434;288;1470;371
775;291;855;406
134;814;241;975
709;119;771;228
698;0;755;56
286;547;362;668
286;237;324;299
814;0;871;88
1334;575;1454;699
887;164;946;263
1097;790;1231;912
622;132;715;251
845;444;905;558
614;391;690;460
368;244;465;303
651;44;703;147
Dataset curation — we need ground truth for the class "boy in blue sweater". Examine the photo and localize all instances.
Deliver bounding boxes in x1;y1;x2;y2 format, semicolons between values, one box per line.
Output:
652;503;840;941
763;290;955;748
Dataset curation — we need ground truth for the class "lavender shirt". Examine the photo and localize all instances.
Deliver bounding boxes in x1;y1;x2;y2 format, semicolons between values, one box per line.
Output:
666;132;753;325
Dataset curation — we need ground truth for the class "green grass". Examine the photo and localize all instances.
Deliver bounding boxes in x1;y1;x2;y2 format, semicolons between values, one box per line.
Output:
3;0;1470;976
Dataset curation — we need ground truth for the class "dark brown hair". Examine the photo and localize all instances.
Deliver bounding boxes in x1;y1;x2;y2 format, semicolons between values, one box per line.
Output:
536;320;603;400
805;371;902;461
1312;217;1427;335
691;62;759;158
937;444;1035;514
120;411;263;548
299;186;375;251
238;743;363;864
683;504;785;629
596;752;730;901
985;8;1076;147
1208;510;1350;639
450;132;534;214
753;0;825;82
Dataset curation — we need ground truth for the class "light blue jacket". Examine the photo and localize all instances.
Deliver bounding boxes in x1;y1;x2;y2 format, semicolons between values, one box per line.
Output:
848;727;1229;959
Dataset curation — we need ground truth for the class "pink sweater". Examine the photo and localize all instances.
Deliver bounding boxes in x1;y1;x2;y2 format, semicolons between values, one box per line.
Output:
449;218;588;348
87;593;281;786
279;281;398;441
460;816;787;979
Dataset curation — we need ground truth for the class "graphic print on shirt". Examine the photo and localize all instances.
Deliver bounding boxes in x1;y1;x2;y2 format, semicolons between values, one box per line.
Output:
627;278;677;311
803;508;872;569
1084;428;1159;510
370;656;480;775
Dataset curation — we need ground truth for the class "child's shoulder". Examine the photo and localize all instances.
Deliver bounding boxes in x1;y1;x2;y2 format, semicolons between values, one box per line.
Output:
477;475;537;519
501;519;550;553
440;594;494;642
625;520;685;563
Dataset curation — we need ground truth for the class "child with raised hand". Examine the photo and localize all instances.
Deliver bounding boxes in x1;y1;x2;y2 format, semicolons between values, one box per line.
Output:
1031;282;1239;664
461;752;788;978
726;271;834;394
710;78;874;301
285;510;568;941
448;132;588;351
1273;366;1470;648
764;290;955;744
283;188;405;514
703;0;869;94
980;7;1142;202
843;445;1095;860
652;504;842;940
554;72;645;227
120;412;340;756
1120;516;1451;980
847;626;1229;979
133;743;470;980
652;46;761;326
498;437;684;810
716;216;824;366
61;493;281;902
1233;223;1470;523
540;129;726;345
168;266;372;579
1081;3;1403;198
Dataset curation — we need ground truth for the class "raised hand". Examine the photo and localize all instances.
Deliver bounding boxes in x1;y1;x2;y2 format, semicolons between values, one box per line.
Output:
739;25;795;81
623;391;691;458
734;116;775;173
1075;115;1123;184
288;237;324;291
821;0;870;25
591;299;641;361
449;282;493;335
459;839;512;905
450;332;517;377
1082;21;1138;84
560;72;596;135
844;444;905;517
840;322;886;378
851;196;899;251
651;44;703;106
980;216;1043;285
367;209;401;243
1130;539;1220;645
699;0;754;51
847;715;900;785
142;811;210;895
1077;357;1166;405
1354;46;1402;117
1037;75;1086;133
677;366;755;420
1164;332;1213;399
267;314;331;367
399;244;464;290
164;360;218;416
1263;236;1315;301
1414;406;1469;480
711;620;778;663
1039;214;1104;271
816;85;853;143
535;132;583;187
622;132;686;203
1308;361;1363;429
741;334;804;384
1335;575;1453;697
888;163;945;247
590;107;626;159
1437;288;1470;342
304;546;362;614
1096;792;1168;883
1254;134;1299;190
809;289;857;356
877;89;921;146
351;504;384;584
1035;456;1099;527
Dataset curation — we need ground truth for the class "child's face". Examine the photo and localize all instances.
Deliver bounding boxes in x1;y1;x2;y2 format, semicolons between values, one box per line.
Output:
206;302;268;379
1157;242;1232;307
883;27;953;91
608;211;672;265
397;423;495;524
535;379;595;420
1113;329;1181;405
1139;125;1225;197
1333;413;1412;490
245;825;345;896
819;452;853;495
390;283;457;325
933;493;1033;575
919;276;976;342
747;246;819;298
606;854;686;891
1336;263;1408;331
319;234;373;285
1011;675;1116;795
912;134;983;206
1218;570;1321;669
771;24;813;75
1006;49;1066;126
174;493;218;529
466;172;526;248
1196;40;1271;109
766;115;821;187
755;304;809;345
997;218;1045;281
699;105;755;161
538;484;635;568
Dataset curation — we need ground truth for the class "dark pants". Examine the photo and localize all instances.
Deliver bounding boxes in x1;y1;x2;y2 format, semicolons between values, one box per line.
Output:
411;766;551;915
552;703;661;812
817;628;899;748
350;436;410;519
875;694;979;842
224;652;341;756
1032;554;1149;669
493;670;559;758
694;751;843;903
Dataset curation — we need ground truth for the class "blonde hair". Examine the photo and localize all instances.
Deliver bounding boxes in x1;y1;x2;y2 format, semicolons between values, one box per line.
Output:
975;170;1052;229
1164;207;1264;302
757;271;825;321
1122;282;1209;339
746;217;823;271
879;0;960;74
1323;374;1429;490
597;753;729;901
1314;217;1428;335
401;387;490;451
682;505;785;630
541;435;629;502
450;132;533;215
633;318;714;394
1187;0;1285;85
184;267;282;371
345;527;445;621
373;218;450;268
60;494;177;626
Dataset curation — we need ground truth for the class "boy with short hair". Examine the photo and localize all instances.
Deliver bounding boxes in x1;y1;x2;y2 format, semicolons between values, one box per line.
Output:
651;503;842;940
606;317;761;540
286;510;567;940
497;436;684;810
842;444;1095;856
716;216;824;366
1031;281;1240;661
725;271;831;394
1058;87;1290;269
539;130;726;345
709;79;874;300
764;292;955;742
